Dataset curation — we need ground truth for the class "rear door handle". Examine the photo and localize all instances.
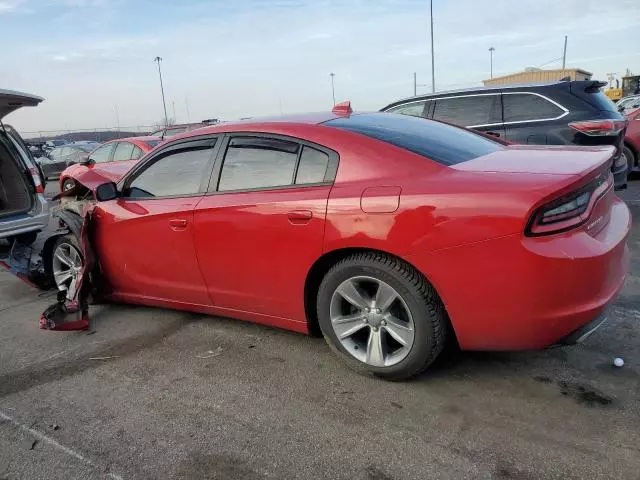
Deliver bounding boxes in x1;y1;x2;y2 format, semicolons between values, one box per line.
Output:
287;210;313;224
169;218;188;231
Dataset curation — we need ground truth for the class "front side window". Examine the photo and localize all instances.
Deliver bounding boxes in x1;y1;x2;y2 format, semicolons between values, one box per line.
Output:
112;142;135;161
503;93;564;122
218;137;299;191
90;144;114;163
386;101;428;117
433;95;495;126
126;146;214;198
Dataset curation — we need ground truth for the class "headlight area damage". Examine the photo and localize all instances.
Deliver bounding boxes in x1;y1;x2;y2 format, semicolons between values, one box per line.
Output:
39;179;109;331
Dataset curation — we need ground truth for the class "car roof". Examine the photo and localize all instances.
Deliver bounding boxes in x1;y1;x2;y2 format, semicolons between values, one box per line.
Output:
380;81;578;110
174;112;341;139
0;88;43;120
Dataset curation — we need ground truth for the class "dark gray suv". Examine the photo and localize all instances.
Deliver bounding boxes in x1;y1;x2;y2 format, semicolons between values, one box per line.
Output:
381;81;628;189
0;89;50;240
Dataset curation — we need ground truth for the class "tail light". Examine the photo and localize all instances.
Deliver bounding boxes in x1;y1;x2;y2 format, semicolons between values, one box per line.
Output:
568;119;626;136
526;172;613;236
28;167;44;194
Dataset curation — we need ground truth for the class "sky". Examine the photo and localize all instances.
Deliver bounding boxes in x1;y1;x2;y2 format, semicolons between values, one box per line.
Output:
2;0;640;134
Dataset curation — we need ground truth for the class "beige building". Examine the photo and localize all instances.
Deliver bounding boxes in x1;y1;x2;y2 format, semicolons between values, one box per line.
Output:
483;68;592;86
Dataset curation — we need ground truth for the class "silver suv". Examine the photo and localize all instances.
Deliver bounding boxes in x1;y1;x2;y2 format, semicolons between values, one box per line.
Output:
0;89;50;240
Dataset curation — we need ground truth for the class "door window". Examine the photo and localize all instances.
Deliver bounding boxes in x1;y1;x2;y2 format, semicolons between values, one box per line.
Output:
131;145;144;160
125;146;214;198
386;101;428;117
295;146;330;184
218;137;299;191
503;93;564;122
49;147;62;159
433;95;495;126
112;142;135;161
90;144;114;163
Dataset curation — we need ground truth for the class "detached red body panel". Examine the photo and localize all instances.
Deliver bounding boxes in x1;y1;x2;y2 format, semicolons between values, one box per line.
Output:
75;113;628;350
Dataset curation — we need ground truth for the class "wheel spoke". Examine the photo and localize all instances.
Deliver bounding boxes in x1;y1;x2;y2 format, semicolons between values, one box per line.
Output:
333;313;367;339
384;315;413;346
336;280;370;309
67;278;79;300
374;281;397;312
55;249;73;267
366;328;385;367
53;270;72;285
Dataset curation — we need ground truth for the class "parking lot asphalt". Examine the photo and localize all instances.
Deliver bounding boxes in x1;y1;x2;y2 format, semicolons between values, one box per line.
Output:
0;182;639;479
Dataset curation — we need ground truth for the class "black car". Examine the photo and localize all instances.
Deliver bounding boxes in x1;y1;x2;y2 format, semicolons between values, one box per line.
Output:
381;80;628;189
38;143;99;179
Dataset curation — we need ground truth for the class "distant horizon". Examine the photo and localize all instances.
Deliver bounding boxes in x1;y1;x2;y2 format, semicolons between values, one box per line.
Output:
2;0;639;133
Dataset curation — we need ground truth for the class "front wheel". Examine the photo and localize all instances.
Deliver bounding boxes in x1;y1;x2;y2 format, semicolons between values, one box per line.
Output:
51;234;84;300
62;178;76;192
317;252;447;380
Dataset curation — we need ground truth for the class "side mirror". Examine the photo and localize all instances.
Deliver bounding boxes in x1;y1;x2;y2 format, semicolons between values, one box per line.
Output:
80;157;95;166
95;182;118;202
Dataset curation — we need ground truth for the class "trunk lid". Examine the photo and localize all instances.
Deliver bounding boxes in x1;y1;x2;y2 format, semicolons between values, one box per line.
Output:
0;89;43;120
452;144;614;177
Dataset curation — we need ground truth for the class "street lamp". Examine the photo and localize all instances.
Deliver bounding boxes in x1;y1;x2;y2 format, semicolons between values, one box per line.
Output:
429;0;435;93
489;47;495;79
329;73;336;106
153;56;169;127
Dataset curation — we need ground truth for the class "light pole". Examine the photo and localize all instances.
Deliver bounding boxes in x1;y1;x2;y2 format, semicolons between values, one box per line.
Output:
329;73;336;106
153;56;168;127
429;0;435;93
489;47;495;79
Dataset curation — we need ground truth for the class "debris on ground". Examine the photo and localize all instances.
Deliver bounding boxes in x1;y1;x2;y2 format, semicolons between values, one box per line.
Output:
89;356;120;361
614;357;625;367
195;347;224;359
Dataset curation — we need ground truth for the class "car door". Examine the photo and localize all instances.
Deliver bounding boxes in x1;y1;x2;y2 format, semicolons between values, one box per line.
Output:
193;134;338;323
93;137;219;305
501;92;568;145
432;94;505;139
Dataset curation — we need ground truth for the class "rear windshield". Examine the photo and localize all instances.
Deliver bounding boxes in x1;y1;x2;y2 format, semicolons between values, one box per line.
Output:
324;113;503;165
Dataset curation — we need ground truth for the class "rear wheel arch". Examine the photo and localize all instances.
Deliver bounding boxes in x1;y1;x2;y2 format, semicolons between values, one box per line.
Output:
304;247;455;341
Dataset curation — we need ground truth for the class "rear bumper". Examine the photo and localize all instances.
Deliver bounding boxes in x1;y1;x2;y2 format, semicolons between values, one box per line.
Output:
557;308;609;345
409;197;631;351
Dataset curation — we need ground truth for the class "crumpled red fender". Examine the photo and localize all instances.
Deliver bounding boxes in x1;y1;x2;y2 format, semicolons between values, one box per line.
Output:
40;202;98;331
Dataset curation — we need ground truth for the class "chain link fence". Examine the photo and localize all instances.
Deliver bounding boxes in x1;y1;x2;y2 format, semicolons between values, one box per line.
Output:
21;126;157;144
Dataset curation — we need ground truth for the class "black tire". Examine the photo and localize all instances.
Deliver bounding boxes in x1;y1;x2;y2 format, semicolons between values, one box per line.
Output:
623;145;636;177
62;178;76;192
317;252;447;380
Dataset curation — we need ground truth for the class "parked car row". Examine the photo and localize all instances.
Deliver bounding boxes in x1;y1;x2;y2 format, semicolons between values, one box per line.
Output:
0;86;631;379
381;80;629;189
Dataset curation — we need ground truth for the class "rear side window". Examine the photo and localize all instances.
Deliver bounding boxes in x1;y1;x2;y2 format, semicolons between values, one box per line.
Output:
386;101;428;117
112;142;135;161
433;95;495;126
218;137;299;191
325;113;503;166
295;146;329;184
503;93;564;122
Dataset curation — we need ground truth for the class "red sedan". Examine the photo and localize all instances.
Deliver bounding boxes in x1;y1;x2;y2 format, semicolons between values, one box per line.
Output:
59;136;161;192
52;105;630;379
624;107;640;173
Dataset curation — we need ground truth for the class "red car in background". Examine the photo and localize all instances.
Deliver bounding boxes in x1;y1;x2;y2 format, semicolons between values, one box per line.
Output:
59;136;161;192
624;107;640;173
51;106;629;380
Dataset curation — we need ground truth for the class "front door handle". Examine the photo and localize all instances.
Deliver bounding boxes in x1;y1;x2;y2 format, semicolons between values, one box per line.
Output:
287;210;313;224
169;218;188;231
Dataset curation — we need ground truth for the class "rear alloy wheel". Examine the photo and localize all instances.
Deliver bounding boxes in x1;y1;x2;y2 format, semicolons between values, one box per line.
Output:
317;252;447;380
623;145;636;176
52;235;83;300
62;178;76;192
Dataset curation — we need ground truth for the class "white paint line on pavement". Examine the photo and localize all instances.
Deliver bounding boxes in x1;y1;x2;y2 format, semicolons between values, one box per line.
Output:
0;410;123;480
